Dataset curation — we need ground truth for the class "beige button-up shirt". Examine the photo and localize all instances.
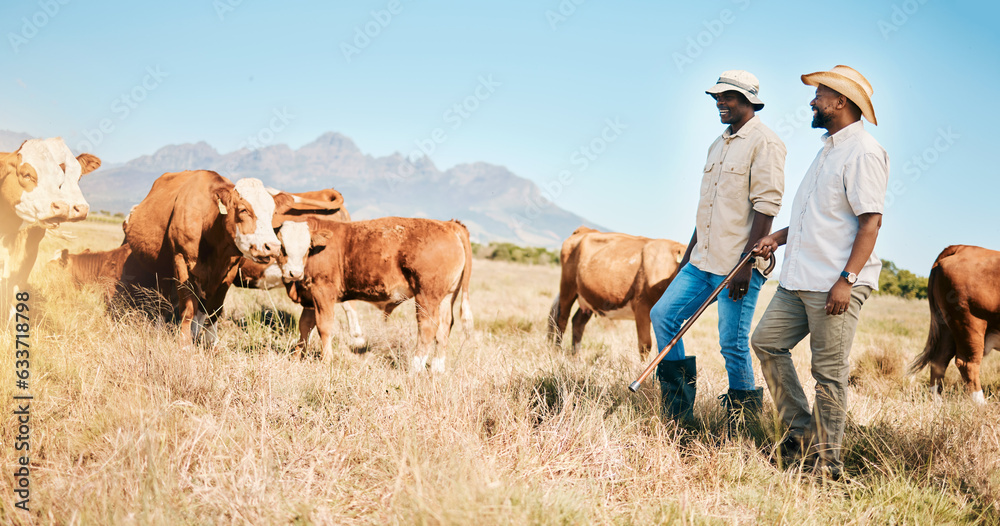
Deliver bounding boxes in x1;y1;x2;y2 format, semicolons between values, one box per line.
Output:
689;115;786;275
779;121;889;292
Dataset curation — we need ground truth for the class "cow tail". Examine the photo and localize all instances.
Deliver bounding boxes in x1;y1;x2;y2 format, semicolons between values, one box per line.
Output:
908;248;955;374
452;220;474;334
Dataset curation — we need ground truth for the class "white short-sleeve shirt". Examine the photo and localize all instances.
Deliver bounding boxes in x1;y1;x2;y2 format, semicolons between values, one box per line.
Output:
779;121;890;292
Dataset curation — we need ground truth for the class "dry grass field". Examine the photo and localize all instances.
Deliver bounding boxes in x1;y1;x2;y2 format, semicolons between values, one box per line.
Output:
2;218;999;525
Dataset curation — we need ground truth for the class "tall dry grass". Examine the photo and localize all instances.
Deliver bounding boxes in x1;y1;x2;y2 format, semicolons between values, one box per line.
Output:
1;220;998;525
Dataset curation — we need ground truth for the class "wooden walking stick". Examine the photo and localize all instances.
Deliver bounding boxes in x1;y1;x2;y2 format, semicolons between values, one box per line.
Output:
628;248;775;392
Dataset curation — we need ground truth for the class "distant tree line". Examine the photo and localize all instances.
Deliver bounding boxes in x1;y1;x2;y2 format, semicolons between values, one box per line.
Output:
472;242;560;265
877;259;928;299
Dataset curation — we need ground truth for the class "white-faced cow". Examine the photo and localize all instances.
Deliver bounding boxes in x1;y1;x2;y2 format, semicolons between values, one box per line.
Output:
547;226;686;358
122;170;287;348
910;245;1000;404
287;217;473;372
1;138;100;305
233;187;367;347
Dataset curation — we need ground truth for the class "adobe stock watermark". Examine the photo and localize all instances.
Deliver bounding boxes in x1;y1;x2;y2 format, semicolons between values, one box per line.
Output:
884;126;958;208
214;0;246;21
76;66;169;153
673;0;751;73
774;105;814;141
223;108;295;175
7;0;71;54
878;0;930;40
341;0;406;63
512;118;627;229
384;75;501;190
545;0;587;31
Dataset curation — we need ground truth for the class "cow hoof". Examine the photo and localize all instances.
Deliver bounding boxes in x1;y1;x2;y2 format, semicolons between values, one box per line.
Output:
430;357;446;373
971;390;986;404
411;355;428;374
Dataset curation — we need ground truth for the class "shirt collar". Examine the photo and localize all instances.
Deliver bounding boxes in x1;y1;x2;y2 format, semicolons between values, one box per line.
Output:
723;114;760;140
821;120;864;147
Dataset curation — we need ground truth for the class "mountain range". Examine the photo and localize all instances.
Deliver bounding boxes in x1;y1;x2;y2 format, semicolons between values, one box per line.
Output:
2;131;603;248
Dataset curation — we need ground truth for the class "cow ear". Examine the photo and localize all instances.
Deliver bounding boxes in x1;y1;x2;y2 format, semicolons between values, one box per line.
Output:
272;191;295;214
52;249;69;266
17;160;38;186
311;229;332;249
76;153;101;176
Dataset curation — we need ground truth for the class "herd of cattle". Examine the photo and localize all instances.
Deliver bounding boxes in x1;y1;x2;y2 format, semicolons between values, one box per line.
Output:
1;137;998;397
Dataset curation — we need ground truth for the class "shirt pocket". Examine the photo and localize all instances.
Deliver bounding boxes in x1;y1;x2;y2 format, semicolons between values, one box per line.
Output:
718;161;749;200
699;162;715;196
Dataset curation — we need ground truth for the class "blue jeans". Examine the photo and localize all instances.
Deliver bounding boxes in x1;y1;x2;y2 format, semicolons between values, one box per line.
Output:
649;263;765;391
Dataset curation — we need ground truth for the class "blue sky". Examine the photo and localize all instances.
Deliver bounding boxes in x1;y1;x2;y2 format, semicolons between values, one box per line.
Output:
2;0;996;273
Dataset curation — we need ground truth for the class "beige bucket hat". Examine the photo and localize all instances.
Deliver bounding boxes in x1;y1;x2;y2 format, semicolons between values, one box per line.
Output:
801;65;877;125
706;70;764;110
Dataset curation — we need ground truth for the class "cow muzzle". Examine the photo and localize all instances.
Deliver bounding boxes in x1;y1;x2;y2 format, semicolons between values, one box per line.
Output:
42;201;72;224
248;242;281;264
282;268;304;282
67;203;89;222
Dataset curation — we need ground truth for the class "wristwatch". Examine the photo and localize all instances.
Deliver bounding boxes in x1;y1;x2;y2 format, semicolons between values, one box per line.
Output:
840;270;857;284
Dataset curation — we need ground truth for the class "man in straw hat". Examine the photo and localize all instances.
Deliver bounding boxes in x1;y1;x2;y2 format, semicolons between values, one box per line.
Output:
650;70;785;430
750;65;889;479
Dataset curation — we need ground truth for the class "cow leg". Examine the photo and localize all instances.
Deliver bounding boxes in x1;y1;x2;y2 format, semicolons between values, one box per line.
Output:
314;301;339;363
928;328;956;402
340;301;366;348
200;287;229;350
460;288;474;335
431;294;455;373
634;302;653;360
570;307;593;355
294;307;317;359
173;256;196;350
548;290;577;349
952;318;987;404
411;296;438;374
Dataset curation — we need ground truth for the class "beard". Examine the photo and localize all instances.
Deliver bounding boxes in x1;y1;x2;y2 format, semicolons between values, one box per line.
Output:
811;107;833;128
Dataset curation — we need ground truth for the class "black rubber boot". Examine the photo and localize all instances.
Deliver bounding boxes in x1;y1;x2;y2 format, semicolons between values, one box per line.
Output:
657;356;697;427
719;387;764;436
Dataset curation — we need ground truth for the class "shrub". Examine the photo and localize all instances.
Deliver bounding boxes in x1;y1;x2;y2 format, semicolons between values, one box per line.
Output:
472;241;559;265
877;259;928;299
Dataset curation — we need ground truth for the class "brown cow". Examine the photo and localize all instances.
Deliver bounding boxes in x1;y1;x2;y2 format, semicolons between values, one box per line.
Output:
48;244;132;298
234;188;367;347
123;171;287;348
1;138;100;306
547;226;686;358
288;216;473;371
910;245;1000;404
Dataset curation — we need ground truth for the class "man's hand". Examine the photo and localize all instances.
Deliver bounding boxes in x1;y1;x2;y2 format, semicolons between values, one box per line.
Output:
728;263;753;301
753;233;780;260
752;227;787;260
826;279;852;315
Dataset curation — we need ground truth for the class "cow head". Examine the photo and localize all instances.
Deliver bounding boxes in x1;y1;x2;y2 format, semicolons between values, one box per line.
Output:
215;177;282;264
275;220;312;282
2;138;99;229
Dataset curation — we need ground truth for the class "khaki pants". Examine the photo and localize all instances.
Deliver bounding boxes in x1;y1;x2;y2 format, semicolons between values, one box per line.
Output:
750;285;871;470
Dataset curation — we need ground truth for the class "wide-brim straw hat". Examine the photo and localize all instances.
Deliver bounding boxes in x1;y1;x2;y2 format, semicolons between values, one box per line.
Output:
801;65;877;125
705;70;764;111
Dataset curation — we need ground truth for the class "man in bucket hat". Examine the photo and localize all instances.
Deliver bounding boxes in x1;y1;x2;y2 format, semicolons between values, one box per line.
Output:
650;70;785;430
750;65;889;479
